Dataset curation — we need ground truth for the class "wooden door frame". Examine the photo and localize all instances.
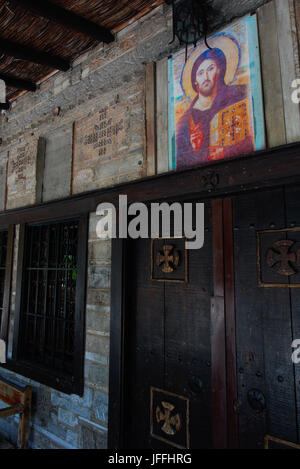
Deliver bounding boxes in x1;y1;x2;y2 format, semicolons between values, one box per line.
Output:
0;141;299;447
107;237;128;448
0;142;300;228
211;198;238;449
0;225;14;344
106;142;300;449
107;196;237;449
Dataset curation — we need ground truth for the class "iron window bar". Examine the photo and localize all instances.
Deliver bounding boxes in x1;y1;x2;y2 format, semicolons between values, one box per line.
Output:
19;220;79;381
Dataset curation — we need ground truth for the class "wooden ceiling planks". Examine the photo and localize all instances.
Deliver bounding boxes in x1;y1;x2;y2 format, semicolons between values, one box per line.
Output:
0;0;164;101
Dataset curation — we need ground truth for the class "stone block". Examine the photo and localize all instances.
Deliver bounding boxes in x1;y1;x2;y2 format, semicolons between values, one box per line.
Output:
69;387;93;408
79;418;107;449
87;362;109;389
86;333;110;359
86;289;111;307
87;267;111;289
66;429;79;446
31;425;76;449
47;421;67;440
58;408;78;428
85;351;108;366
93;392;109;424
51;392;92;419
88;240;111;265
86;305;110;333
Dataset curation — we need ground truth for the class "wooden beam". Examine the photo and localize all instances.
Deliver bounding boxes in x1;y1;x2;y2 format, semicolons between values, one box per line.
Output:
0;403;23;418
0;37;70;71
0;375;25;406
156;58;169;174
8;0;114;44
1;142;300;227
0;376;32;449
257;1;286;148
0;102;10;111
145;62;157;177
275;0;300;143
18;385;32;449
0;74;36;91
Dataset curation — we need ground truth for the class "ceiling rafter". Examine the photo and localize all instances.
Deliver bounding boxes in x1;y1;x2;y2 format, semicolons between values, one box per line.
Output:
8;0;114;44
0;37;70;71
0;102;10;110
0;73;37;91
0;0;164;103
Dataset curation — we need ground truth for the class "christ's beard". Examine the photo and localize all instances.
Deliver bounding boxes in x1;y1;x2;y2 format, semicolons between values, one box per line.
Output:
199;80;215;97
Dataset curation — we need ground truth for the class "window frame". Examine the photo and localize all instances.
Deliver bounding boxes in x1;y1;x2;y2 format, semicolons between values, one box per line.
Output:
7;215;88;396
0;225;14;347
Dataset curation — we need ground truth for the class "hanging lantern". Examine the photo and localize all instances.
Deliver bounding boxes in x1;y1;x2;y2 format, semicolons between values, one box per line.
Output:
167;0;215;58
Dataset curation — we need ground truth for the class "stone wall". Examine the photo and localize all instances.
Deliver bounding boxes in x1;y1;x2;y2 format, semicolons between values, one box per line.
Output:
0;1;271;210
0;216;111;449
0;0;271;449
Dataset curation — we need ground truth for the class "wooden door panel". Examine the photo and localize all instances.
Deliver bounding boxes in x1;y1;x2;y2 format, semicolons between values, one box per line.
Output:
164;204;213;449
124;201;214;449
285;184;300;445
125;237;165;449
233;187;298;448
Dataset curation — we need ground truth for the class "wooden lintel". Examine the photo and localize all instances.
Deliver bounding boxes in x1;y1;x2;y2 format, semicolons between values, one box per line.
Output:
1;141;300;227
0;37;70;71
8;0;114;43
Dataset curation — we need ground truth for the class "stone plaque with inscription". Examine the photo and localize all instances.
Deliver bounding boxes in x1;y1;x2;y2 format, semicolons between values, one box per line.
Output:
43;125;73;202
73;104;127;192
6;138;38;210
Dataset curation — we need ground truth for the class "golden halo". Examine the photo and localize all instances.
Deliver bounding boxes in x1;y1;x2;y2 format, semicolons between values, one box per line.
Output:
181;35;240;100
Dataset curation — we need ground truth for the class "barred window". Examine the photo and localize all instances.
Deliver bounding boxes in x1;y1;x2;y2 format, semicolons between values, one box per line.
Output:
0;230;8;329
12;217;87;395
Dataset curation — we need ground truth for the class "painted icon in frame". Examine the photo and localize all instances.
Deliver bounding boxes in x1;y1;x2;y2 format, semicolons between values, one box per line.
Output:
168;14;265;170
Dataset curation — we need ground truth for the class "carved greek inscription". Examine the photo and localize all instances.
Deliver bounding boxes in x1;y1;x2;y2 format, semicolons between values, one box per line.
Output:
77;105;125;159
11;146;30;181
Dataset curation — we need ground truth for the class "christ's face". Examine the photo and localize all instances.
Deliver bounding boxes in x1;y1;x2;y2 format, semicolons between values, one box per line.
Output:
195;59;219;97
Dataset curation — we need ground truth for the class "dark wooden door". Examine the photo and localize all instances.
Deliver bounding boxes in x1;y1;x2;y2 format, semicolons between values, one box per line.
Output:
123;202;214;449
233;185;300;449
